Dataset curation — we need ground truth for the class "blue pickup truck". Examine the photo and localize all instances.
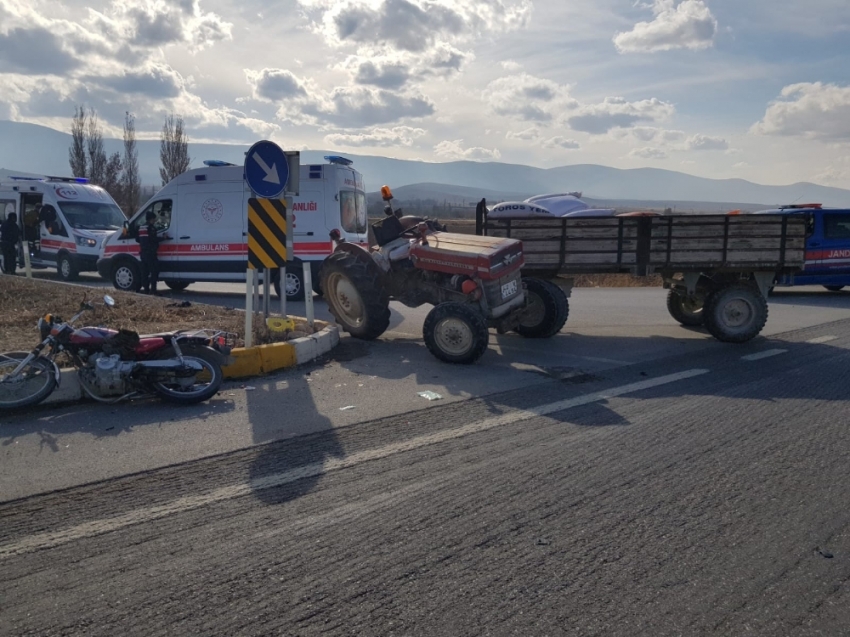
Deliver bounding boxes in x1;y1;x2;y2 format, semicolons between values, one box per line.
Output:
754;204;850;291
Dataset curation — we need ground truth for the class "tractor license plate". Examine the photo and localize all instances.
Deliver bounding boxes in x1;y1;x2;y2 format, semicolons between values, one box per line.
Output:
501;280;518;299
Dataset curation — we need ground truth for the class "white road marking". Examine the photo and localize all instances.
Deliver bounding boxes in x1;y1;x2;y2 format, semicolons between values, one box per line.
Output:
806;335;838;344
0;368;709;558
741;349;787;361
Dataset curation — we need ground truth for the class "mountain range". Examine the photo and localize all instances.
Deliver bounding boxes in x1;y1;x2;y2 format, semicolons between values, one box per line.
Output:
1;120;849;209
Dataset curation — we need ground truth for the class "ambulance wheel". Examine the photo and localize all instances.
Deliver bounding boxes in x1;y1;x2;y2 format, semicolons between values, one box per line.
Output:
515;278;569;338
112;260;141;292
165;281;190;292
666;289;705;326
703;283;768;343
424;302;489;364
57;253;79;282
824;285;845;292
321;252;390;340
272;269;306;302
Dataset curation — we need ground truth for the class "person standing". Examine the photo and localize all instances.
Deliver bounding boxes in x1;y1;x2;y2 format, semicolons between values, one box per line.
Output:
0;212;21;275
135;211;169;294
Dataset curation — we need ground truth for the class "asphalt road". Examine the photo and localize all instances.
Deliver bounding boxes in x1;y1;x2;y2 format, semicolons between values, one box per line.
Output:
2;319;850;636
1;272;850;635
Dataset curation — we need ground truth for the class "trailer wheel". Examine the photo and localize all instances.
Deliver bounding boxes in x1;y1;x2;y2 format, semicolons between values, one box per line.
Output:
666;289;705;326
703;283;768;343
57;253;79;282
824;285;845;292
423;302;489;364
321;252;390;340
515;278;569;338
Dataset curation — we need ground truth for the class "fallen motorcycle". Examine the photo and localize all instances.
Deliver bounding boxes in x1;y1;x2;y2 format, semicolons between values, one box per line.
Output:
0;295;234;409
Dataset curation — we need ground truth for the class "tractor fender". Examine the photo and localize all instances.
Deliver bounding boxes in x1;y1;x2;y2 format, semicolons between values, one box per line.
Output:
329;242;387;279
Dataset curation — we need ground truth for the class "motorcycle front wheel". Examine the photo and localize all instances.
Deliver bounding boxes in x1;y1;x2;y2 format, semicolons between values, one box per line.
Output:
151;353;222;404
0;353;57;410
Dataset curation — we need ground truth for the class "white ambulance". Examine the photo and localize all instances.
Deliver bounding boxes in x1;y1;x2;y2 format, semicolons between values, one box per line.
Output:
97;156;368;299
0;175;123;280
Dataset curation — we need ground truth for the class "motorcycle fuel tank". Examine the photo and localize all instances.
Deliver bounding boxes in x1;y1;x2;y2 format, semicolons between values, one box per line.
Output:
409;232;524;281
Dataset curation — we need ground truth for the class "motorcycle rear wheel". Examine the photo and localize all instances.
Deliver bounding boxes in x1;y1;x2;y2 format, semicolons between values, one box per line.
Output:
151;351;222;404
0;353;57;410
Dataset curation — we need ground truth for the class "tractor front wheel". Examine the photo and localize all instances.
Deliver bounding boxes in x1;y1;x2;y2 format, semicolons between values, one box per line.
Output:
423;302;489;364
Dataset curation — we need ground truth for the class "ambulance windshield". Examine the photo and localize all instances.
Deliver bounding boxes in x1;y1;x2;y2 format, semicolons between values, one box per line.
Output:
57;201;126;230
340;191;367;234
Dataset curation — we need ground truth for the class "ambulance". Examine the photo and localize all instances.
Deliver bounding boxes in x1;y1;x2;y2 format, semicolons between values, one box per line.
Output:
97;156;369;299
0;175;124;280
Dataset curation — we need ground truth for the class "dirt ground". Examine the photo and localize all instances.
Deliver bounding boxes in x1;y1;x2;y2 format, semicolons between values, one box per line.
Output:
0;277;320;353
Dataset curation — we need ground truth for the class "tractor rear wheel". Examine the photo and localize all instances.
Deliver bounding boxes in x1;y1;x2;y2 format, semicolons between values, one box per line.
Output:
515;278;569;338
423;302;489;364
321;252;390;340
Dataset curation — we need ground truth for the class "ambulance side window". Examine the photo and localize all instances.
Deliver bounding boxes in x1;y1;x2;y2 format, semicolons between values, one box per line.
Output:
0;199;14;223
130;200;173;236
339;191;368;233
823;214;850;240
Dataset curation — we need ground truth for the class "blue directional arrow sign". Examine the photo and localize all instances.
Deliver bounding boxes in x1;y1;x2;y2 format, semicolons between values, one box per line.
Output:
245;140;289;199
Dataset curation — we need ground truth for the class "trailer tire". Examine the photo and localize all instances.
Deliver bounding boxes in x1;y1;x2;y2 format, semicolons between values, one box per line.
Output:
321;252;390;340
515;278;569;338
703;283;768;343
423;302;489;364
57;253;79;282
666;289;705;326
824;285;845;292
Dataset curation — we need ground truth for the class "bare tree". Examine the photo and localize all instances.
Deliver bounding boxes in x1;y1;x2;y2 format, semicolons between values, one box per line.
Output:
87;111;107;186
68;106;87;178
159;113;191;185
121;112;140;216
101;152;123;204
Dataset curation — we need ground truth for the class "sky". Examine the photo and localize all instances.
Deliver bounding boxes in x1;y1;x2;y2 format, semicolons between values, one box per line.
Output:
1;0;850;188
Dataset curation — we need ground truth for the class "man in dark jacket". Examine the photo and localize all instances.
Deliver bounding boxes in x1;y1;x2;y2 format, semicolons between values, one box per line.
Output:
135;210;168;294
1;212;21;275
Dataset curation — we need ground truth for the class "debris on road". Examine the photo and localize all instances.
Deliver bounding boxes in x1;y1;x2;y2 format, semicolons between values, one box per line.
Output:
418;391;443;401
339;405;356;411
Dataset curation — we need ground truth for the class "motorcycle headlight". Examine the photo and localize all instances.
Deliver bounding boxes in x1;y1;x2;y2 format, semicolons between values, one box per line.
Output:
75;236;98;248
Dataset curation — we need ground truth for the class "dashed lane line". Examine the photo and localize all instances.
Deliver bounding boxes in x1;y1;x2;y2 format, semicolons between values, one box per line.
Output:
741;349;788;362
0;368;709;559
806;335;838;344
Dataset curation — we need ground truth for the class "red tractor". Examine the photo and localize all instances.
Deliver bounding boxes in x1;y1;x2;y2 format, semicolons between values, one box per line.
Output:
320;187;568;364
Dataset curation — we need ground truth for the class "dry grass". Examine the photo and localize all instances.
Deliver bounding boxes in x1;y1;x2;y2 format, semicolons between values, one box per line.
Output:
0;277;321;353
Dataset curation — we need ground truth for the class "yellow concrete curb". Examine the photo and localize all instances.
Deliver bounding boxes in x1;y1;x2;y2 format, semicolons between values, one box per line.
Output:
221;322;339;380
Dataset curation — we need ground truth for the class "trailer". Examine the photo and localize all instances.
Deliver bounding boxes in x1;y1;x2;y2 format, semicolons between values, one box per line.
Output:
477;209;809;343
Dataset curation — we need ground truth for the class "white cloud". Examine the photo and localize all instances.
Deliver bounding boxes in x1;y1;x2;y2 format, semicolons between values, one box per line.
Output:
434;139;501;161
612;126;685;144
325;126;426;147
299;0;532;54
485;73;577;123
614;0;717;53
246;68;309;102
543;136;580;150
505;127;539;141
295;86;435;128
686;133;728;150
751;82;850;142
568;97;675;134
629;147;668;160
